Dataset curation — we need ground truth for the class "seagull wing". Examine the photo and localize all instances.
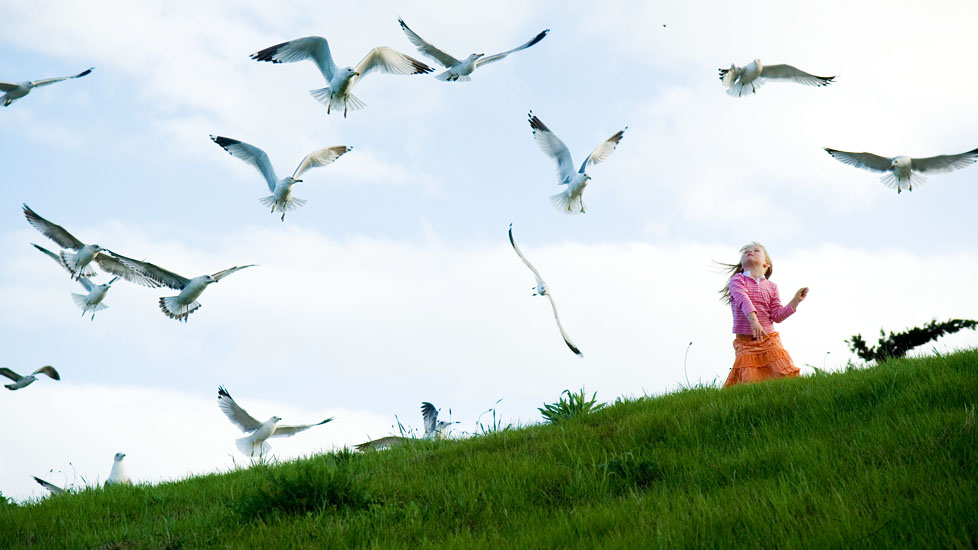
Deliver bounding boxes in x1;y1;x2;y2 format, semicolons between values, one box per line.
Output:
217;386;264;432
211;136;279;193
397;17;460;68
32;243;76;276
210;264;255;282
114;256;189;290
95;252;163;288
911;147;978;174
544;292;583;357
529;112;576;184
0;81;18;91
356;435;409;451
581;127;627;172
421;401;438;435
23;204;85;250
760;64;834;87
823;149;893;173
33;476;65;495
250;36;337;82
476;29;549;67
77;276;94;292
292;146;353;179
0;368;22;382
32;366;60;380
355;46;434;79
30;67;94;88
508;224;545;287
271;417;334;438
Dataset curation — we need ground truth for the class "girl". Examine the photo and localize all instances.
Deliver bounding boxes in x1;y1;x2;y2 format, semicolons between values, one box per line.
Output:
719;243;808;387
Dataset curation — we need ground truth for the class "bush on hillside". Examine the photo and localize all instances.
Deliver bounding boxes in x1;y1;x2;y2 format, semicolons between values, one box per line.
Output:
846;318;977;363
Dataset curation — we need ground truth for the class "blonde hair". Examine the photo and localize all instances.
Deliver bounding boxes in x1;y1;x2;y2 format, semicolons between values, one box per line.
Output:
718;242;773;304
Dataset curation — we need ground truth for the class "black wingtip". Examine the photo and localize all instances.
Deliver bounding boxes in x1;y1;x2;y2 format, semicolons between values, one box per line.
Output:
526;29;550;48
210;135;238;151
218;386;231;399
250;42;287;63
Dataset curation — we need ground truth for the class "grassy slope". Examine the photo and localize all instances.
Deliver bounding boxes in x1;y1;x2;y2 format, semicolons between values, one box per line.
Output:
2;350;976;549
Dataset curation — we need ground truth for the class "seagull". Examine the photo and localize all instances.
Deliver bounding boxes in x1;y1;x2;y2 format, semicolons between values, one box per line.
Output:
823;147;978;193
210;135;352;221
22;204;160;287
355;401;458;451
33;476;66;495
33;243;119;320
1;67;93;107
0;365;60;390
217;386;334;458
105;452;131;486
508;224;583;357
113;258;254;322
250;36;433;117
398;18;549;82
719;59;834;97
528;111;626;214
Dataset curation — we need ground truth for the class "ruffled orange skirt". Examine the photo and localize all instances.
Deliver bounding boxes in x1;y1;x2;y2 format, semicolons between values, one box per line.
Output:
723;332;800;388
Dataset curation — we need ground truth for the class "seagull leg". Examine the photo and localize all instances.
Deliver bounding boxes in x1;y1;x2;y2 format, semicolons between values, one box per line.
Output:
281;212;286;222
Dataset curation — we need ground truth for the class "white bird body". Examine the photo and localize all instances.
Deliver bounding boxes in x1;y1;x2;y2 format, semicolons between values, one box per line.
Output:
1;67;93;107
211;135;351;220
720;59;834;97
398;18;549;82
0;366;60;390
824;147;978;193
105;452;131;486
528;111;626;214
217;386;333;458
34;243;119;320
250;36;433;117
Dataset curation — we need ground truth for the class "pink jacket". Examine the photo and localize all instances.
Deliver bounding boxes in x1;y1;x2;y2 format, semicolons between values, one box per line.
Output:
729;272;795;334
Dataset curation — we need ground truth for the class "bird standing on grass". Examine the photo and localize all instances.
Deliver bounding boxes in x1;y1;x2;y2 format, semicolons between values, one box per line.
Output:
251;36;433;117
210;135;352;221
105;452;131;486
719;59;834;97
0;366;60;390
217;386;334;458
355;401;458;451
1;67;93;107
823;147;978;193
398;18;549;82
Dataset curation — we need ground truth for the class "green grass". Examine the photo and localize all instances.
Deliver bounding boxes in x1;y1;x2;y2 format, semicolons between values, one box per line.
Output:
3;350;977;549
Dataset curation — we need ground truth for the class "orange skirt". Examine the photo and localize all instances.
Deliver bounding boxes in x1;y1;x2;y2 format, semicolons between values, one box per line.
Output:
723;332;800;388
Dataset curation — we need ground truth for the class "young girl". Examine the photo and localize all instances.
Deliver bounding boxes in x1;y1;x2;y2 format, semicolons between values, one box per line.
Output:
719;243;808;387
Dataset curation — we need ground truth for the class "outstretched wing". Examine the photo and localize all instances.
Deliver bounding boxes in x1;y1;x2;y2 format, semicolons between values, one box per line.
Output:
476;29;549;67
823;148;892;173
355;46;433;79
271;417;334;438
33;476;65;495
912;147;978;174
95;252;163;288
31;67;94;88
760;64;834;87
544;292;583;357
211;135;278;193
23;204;85;250
250;36;337;82
210;264;255;282
580;127;627;172
114;256;189;290
421;401;438;435
508;224;545;287
0;368;22;382
32;243;76;277
292;146;353;179
217;386;264;432
529;112;575;184
31;366;60;380
356;435;409;451
397;17;460;68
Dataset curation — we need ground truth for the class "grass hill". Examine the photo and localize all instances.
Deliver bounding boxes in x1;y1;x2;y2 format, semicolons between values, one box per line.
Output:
2;349;976;549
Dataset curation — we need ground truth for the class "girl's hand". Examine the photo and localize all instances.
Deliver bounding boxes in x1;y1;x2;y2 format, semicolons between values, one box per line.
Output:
790;287;809;309
749;313;768;340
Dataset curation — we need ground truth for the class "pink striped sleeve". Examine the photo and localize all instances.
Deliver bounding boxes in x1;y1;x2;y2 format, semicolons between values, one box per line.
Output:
769;283;796;323
728;274;756;317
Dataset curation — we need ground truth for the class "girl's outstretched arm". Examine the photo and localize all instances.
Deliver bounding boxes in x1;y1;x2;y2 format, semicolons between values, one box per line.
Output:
788;287;809;309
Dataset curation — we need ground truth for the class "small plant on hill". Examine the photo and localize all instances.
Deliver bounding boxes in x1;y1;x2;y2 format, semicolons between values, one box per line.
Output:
539;388;606;424
846;318;978;363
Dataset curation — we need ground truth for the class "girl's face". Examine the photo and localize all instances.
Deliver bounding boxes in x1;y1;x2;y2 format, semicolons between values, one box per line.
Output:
740;244;770;271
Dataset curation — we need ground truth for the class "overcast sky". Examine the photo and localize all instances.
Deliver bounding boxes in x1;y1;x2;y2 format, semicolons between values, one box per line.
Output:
2;0;976;502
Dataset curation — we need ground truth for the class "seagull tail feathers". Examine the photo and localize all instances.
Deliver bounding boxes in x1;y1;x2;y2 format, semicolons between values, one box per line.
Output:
725;79;764;98
58;251;97;279
881;171;924;193
436;70;470;82
72;293;107;313
309;88;367;114
159;296;201;322
550;191;584;215
258;196;307;212
237;435;270;458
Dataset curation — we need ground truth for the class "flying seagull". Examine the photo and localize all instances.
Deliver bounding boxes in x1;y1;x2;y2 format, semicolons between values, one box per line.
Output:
105;452;131;486
114;258;254;322
528;111;626;214
33;243;119;320
508;224;583;357
0;365;60;390
22;204;160;287
250;36;433;117
1;67;93;107
33;476;66;495
355;401;458;451
211;135;352;221
398;18;549;82
217;386;334;457
824;147;978;193
719;59;834;97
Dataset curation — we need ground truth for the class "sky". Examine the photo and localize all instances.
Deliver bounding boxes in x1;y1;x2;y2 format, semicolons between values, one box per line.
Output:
2;0;976;501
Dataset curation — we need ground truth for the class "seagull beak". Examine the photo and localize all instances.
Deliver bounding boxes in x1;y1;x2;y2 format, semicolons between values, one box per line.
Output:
354;71;361;76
